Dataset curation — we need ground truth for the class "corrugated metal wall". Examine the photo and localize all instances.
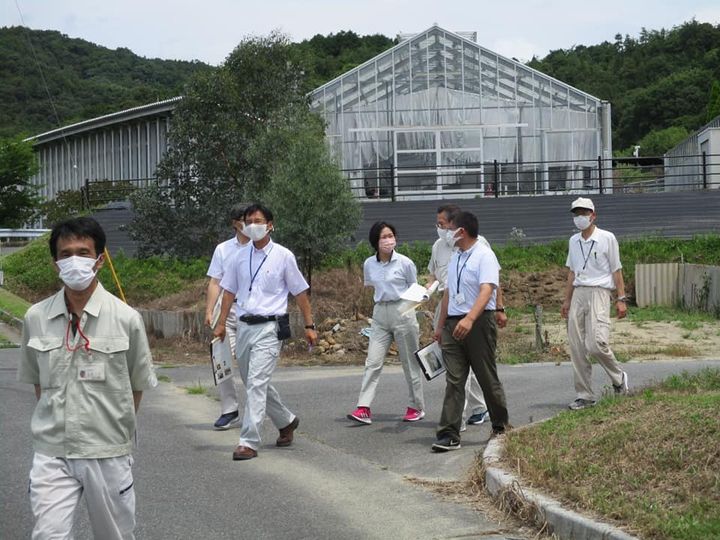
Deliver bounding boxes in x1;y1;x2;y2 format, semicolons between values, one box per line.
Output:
635;263;720;314
635;263;679;307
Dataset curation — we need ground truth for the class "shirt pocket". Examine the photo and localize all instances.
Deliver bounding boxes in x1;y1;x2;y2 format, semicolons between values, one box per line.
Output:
26;337;65;389
259;268;284;295
88;337;130;391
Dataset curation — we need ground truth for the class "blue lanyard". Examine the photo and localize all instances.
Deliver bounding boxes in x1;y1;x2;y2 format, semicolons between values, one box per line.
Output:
248;246;273;292
455;249;473;295
578;240;596;270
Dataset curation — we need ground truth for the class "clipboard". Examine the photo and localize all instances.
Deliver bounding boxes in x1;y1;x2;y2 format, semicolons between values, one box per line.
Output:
413;341;446;381
210;337;234;386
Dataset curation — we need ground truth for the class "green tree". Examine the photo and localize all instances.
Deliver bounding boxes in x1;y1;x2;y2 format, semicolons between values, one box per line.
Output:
38;189;85;226
636;126;690;156
257;108;361;287
0;137;40;227
708;80;720;122
129;32;309;258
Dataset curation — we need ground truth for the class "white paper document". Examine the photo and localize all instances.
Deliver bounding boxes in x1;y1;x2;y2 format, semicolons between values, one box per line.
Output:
400;280;439;303
210;337;233;386
414;341;447;381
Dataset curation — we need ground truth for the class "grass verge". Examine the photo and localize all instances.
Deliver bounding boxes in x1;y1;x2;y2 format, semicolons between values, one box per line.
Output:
0;287;31;319
502;368;720;540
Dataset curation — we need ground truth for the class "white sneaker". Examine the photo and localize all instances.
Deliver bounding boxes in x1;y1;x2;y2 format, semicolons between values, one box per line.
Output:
568;398;596;410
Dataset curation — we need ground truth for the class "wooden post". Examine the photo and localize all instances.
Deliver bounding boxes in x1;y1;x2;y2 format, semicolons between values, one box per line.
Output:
534;304;544;351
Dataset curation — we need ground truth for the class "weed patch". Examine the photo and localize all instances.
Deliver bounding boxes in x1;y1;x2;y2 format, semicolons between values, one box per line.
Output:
185;380;208;395
502;368;720;539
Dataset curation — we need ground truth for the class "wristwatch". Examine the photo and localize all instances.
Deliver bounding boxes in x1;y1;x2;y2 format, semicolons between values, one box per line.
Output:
304;323;317;330
496;307;506;313
616;296;627;303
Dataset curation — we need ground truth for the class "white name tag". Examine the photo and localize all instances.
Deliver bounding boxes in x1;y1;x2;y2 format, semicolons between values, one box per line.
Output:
78;362;106;382
455;293;466;305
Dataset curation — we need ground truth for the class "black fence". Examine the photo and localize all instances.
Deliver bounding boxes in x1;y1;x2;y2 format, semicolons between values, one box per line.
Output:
80;153;720;208
343;153;719;201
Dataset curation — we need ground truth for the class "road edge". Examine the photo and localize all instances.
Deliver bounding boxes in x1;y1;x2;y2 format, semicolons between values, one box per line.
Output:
483;430;639;540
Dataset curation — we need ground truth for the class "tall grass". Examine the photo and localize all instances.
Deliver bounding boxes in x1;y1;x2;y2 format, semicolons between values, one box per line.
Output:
0;235;208;304
321;234;720;280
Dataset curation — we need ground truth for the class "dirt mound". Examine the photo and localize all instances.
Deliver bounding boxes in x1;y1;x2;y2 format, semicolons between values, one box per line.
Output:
502;268;568;308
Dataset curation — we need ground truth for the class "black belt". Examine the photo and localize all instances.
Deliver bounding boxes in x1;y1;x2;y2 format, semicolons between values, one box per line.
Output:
239;314;286;325
447;310;495;320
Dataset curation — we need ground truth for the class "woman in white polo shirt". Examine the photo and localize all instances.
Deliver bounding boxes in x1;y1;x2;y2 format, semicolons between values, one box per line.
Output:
347;221;425;425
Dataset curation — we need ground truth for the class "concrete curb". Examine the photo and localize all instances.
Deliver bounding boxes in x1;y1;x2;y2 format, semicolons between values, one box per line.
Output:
0;306;23;331
483;433;638;540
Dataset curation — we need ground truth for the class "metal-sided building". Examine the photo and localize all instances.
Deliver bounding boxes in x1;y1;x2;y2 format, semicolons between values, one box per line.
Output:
664;115;720;191
25;97;179;202
309;25;612;200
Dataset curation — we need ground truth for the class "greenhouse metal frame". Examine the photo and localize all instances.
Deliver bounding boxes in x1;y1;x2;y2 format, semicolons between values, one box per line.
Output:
310;25;612;200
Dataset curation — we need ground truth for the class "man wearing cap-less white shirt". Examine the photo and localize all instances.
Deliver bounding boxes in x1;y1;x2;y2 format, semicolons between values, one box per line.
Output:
562;197;629;410
428;204;508;431
214;203;318;460
431;211;510;452
205;204;250;430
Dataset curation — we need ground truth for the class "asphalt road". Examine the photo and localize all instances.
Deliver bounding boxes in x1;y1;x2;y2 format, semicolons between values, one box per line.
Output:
2;344;720;540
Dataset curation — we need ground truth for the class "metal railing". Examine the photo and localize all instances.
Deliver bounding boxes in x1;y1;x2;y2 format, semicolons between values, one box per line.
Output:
343;153;719;201
78;153;720;207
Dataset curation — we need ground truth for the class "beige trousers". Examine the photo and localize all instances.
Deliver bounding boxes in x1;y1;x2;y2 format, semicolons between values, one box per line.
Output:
567;286;624;401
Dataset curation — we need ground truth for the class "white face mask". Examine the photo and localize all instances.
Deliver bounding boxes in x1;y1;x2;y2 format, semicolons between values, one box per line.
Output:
244;223;269;242
573;215;592;231
436;226;445;241
448;228;462;245
378;237;396;254
57;255;99;291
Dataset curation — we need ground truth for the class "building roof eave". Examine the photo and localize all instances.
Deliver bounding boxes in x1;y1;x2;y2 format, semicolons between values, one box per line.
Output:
24;96;183;145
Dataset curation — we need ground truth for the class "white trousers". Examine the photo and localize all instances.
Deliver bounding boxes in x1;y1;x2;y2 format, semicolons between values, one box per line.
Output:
357;301;424;411
218;309;239;414
463;375;487;420
434;302;486;420
568;286;624;400
29;452;135;540
235;320;294;450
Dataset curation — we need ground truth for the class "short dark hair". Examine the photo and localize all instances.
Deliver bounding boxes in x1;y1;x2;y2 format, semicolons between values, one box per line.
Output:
49;217;106;260
368;221;397;252
243;203;273;223
229;203;246;221
437;204;461;221
450;211;479;238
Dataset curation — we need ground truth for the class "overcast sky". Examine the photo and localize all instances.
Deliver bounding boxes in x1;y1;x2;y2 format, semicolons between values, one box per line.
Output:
4;0;719;65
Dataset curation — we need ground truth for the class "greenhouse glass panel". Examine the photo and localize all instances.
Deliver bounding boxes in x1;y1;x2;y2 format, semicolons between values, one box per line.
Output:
441;131;482;149
308;25;610;199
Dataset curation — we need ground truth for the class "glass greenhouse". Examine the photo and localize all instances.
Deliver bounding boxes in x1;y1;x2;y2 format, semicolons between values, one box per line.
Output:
310;25;612;200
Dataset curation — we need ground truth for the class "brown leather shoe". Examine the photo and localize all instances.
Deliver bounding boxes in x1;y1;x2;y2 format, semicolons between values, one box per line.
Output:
276;417;299;447
232;445;257;460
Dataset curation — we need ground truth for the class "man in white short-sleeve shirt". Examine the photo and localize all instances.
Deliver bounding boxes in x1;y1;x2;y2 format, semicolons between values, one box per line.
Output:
562;197;629;410
214;204;318;460
428;204;508;431
431;211;510;452
205;204;250;430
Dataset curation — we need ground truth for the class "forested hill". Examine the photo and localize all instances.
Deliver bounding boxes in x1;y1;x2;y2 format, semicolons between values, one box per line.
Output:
528;20;720;153
3;22;720;153
0;26;212;138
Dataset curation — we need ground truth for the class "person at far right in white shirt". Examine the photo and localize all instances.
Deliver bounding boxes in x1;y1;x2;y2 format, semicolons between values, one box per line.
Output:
562;197;629;411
